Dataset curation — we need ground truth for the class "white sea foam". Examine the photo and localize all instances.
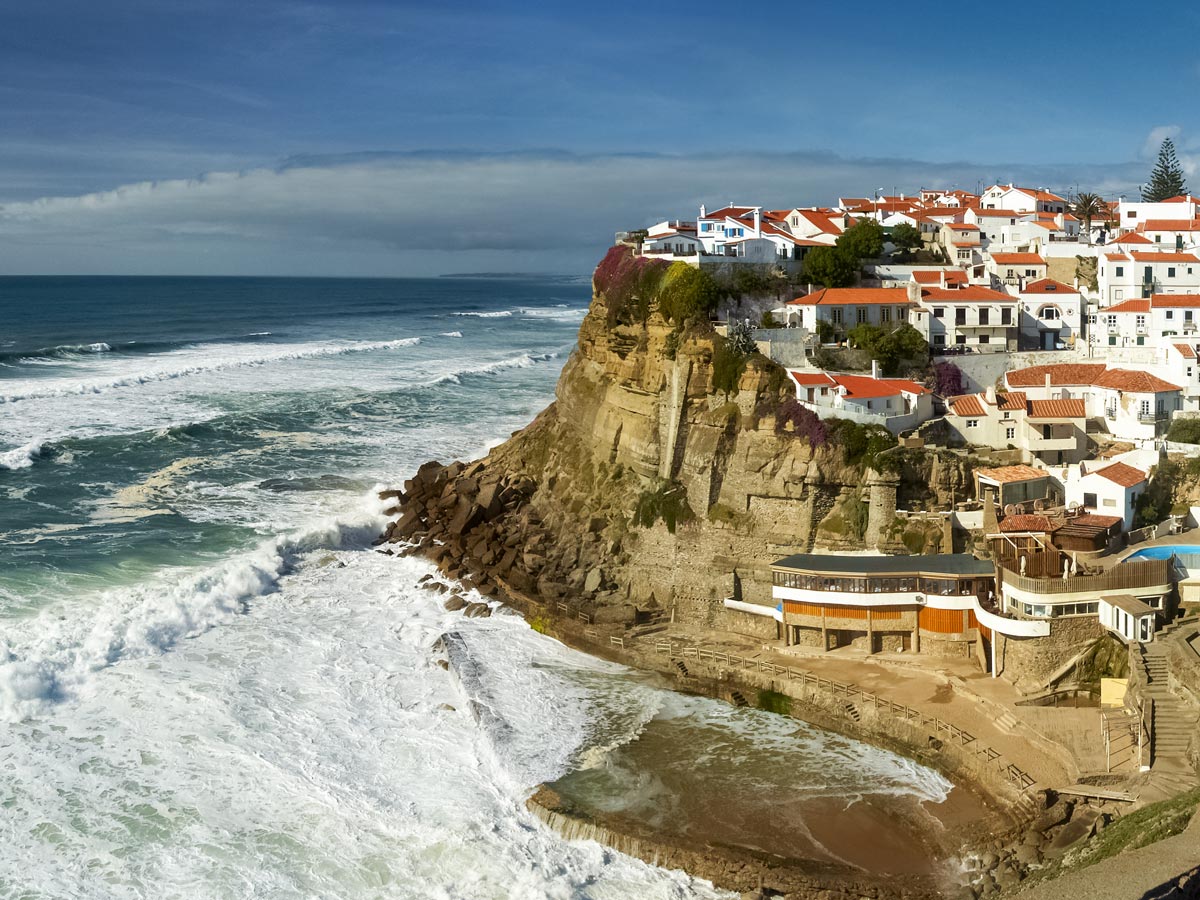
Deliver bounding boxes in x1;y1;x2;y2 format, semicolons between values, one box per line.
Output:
0;337;422;403
0;438;48;471
439;330;464;337
428;350;560;386
0;492;389;721
453;310;513;318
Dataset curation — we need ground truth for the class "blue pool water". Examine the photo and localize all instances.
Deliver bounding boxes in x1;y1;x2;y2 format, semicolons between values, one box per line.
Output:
1125;545;1200;561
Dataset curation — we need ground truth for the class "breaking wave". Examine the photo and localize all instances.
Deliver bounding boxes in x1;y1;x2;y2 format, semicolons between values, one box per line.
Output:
0;337;422;403
0;439;49;471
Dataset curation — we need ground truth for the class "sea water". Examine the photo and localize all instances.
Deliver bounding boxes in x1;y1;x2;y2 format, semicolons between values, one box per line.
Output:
0;276;952;898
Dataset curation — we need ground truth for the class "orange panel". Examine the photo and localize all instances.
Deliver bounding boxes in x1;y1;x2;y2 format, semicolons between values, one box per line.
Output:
919;606;969;634
784;602;908;621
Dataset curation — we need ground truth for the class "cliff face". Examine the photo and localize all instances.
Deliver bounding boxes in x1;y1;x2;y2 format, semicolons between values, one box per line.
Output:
384;278;967;624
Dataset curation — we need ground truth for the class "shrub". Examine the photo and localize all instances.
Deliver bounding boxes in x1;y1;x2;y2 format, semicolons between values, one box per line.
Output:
658;262;722;324
933;360;966;396
712;340;748;396
775;398;829;447
836;218;885;260
635;481;694;533
594;246;669;323
1167;418;1200;444
825;419;895;469
801;246;857;288
844;493;870;540
846;322;929;376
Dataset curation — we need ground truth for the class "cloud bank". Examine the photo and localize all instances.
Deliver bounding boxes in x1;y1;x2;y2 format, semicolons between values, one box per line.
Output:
0;150;1149;276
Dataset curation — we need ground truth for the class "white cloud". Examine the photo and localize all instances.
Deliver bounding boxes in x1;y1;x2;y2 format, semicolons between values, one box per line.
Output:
1142;124;1182;159
0;151;1146;276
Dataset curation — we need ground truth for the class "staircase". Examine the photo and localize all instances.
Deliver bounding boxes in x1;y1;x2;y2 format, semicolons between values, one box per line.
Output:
627;611;670;639
1140;643;1198;778
673;659;690;678
730;690;749;708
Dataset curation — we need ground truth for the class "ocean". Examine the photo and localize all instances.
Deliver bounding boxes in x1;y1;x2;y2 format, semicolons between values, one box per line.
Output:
0;276;954;898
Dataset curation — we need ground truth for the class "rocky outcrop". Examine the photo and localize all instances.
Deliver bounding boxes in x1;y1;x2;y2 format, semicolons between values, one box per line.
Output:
381;267;971;623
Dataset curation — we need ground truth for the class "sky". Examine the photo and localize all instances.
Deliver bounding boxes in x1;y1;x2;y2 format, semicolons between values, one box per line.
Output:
1;0;1199;276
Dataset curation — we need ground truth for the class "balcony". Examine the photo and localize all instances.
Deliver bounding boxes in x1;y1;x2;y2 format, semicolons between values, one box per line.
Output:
1037;316;1063;330
1138;411;1168;424
1025;423;1078;451
1185;321;1197;332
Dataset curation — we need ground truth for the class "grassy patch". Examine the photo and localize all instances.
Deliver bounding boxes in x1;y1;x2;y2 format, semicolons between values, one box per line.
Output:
634;480;694;533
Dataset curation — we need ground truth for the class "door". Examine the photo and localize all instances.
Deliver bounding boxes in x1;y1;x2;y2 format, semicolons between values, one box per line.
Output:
1043;331;1055;349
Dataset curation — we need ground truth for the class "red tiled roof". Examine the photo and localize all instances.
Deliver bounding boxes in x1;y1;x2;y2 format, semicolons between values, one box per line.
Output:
1129;251;1200;262
998;392;1027;410
921;286;1016;302
833;373;929;399
1139;218;1200;231
789;371;835;387
976;464;1048;484
912;269;967;285
968;208;1025;218
1069;513;1123;528
788;288;911;306
1113;232;1153;244
999;514;1059;533
1093;462;1147;488
1027;399;1086;418
1006;363;1107;387
991;253;1046;265
947;223;979;230
1021;279;1079;295
1173;343;1197;359
1093;369;1182;392
1151;294;1200;308
947;394;985;416
1105;298;1152;314
700;206;755;219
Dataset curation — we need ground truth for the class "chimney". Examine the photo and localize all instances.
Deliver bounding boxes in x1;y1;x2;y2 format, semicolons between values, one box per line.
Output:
753;207;761;237
1044;373;1052;392
985;385;997;404
700;203;706;217
906;281;920;305
871;359;880;379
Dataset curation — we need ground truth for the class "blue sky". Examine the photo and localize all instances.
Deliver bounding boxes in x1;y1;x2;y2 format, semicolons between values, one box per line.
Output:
1;0;1198;275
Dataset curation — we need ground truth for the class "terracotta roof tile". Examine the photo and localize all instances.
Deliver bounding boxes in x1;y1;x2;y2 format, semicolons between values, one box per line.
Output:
1005;363;1108;387
1151;294;1200;309
991;253;1046;265
1105;298;1152;313
788;288;912;306
1069;513;1123;528
833;374;929;399
1173;343;1197;359
1021;279;1079;295
948;394;985;416
1113;232;1153;244
999;514;1059;533
1093;369;1181;392
921;286;1015;302
1093;462;1147;488
998;392;1027;410
1027;399;1086;418
1129;251;1200;262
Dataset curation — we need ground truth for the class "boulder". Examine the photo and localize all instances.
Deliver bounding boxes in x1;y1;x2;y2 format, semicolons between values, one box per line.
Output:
443;596;468;611
583;567;603;594
1032;798;1074;834
463;602;492;619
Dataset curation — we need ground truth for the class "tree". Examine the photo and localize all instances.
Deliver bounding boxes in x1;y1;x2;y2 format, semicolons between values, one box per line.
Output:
1071;192;1107;244
801;246;857;288
836;218;885;260
1143;138;1188;202
846;323;929;376
889;222;922;253
657;262;721;324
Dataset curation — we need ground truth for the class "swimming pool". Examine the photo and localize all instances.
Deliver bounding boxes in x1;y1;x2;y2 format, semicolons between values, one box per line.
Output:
1125;545;1200;561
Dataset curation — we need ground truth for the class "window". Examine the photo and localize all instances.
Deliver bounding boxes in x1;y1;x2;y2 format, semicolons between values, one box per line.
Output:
880;306;891;323
856;307;868;324
1127;210;1137;218
1025;268;1037;277
1006;268;1015;278
979;308;990;325
956;334;966;345
933;307;945;319
1005;427;1015;440
933;335;945;345
1136;315;1146;330
1001;307;1012;324
979;334;990;344
1169;267;1177;278
1167;310;1175;319
1083;492;1097;507
958;250;970;260
1141;399;1151;415
1188;311;1195;322
956;308;966;325
1116;266;1124;277
1103;498;1117;508
831;308;843;325
702;223;711;231
1107;315;1116;327
966;419;979;428
1040;306;1060;320
1157;236;1163;244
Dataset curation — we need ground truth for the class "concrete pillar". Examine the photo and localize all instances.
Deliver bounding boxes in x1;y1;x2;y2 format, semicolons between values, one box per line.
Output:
783;618;791;646
867;608;875;654
821;606;828;652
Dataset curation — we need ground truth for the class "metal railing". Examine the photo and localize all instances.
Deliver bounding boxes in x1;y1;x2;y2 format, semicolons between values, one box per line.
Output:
653;640;1036;790
1000;558;1170;595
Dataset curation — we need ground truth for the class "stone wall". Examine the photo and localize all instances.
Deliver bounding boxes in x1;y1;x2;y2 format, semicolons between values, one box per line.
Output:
998;615;1106;689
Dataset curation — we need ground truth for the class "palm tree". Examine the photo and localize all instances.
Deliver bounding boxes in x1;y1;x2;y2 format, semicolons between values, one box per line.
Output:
1072;192;1108;245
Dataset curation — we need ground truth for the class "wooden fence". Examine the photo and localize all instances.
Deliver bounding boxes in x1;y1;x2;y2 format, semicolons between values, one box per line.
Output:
653;640;1036;791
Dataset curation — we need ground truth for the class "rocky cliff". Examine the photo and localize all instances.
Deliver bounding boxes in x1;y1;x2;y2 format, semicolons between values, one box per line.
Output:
382;258;972;625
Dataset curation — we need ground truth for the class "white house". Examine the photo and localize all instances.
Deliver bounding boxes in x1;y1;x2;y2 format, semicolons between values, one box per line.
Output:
789;366;933;433
1063;460;1149;531
1133;218;1200;250
908;284;1018;352
1017;279;1082;350
1098;293;1200;348
1005;363;1183;440
945;388;1086;465
1096;250;1200;307
1116;195;1200;232
784;287;913;341
986;252;1048;290
980;185;1067;214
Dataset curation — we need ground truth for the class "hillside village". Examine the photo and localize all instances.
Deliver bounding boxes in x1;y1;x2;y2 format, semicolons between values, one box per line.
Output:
605;170;1200;796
